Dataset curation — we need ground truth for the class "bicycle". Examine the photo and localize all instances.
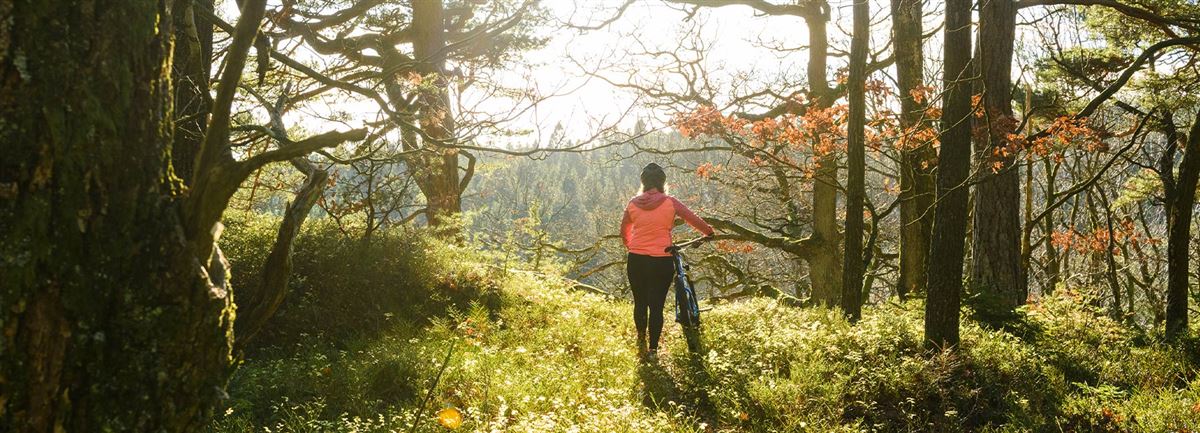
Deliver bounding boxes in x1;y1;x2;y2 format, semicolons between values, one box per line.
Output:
665;236;710;354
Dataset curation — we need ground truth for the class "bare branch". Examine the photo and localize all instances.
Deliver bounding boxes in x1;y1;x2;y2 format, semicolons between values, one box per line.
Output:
664;0;824;18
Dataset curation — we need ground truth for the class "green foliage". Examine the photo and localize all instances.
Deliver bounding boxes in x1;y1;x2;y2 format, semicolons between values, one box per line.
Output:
1016;291;1199;432
676;299;1061;431
221;210;504;348
212;219;1199;432
210;258;701;431
1058;379;1200;432
1111;169;1162;209
1020;291;1193;390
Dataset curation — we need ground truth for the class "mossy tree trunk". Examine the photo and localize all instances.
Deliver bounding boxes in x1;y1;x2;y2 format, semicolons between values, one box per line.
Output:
0;0;360;429
0;1;235;430
410;0;465;230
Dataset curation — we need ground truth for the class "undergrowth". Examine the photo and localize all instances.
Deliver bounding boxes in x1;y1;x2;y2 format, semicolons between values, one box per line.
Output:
210;218;1200;432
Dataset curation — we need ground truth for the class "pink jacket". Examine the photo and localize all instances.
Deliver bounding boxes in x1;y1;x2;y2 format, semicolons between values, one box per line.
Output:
621;189;714;257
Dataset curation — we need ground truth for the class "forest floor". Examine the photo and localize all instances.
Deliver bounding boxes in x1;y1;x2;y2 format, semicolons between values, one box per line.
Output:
208;244;1200;433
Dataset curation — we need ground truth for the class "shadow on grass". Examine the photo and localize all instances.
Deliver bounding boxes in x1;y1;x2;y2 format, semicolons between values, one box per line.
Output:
637;359;683;410
636;328;719;428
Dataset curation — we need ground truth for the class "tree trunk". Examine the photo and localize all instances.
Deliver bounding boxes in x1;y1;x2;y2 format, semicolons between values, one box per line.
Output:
891;0;934;300
807;1;844;307
235;166;328;347
970;0;1025;321
924;0;974;349
1164;112;1200;340
171;0;214;185
1043;160;1061;293
1097;191;1124;320
841;0;869;322
0;2;235;430
412;0;464;230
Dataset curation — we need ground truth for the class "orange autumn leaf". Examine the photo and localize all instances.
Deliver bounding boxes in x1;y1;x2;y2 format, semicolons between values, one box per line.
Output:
909;85;935;105
695;162;723;179
1049;220;1152;255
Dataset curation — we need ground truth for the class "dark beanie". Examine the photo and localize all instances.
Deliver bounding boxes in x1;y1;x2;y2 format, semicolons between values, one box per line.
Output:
641;163;666;191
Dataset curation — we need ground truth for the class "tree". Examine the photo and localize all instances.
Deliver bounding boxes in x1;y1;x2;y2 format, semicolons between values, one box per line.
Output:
0;1;362;429
410;0;465;227
1159;112;1200;340
801;1;845;307
172;0;215;184
661;0;845;305
271;0;544;232
1021;0;1200;335
842;0;869;322
925;0;974;348
971;0;1026;321
891;0;935;299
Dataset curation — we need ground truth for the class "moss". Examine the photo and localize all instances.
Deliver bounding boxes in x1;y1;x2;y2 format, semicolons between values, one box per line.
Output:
1;2;236;431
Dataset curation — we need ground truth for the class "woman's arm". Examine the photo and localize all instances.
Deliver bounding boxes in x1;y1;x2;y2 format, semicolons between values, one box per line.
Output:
620;204;634;247
670;197;714;236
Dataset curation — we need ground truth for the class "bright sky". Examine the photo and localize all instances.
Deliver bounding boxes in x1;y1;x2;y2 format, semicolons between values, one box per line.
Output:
469;0;823;147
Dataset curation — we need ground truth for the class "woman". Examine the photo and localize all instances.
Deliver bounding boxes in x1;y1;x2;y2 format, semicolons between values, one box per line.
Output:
620;163;714;359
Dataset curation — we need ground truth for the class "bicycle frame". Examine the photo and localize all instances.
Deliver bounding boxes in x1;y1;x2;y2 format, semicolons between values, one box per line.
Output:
671;250;701;328
666;237;708;353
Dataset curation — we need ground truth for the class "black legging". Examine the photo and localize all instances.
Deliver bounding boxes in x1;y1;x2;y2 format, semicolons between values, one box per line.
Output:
627;253;675;351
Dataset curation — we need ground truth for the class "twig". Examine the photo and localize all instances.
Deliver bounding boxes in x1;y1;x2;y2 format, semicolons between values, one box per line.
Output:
409;340;457;433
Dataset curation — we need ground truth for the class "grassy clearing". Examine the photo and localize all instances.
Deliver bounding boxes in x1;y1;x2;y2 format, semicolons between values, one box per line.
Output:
211;223;1200;432
211;270;706;432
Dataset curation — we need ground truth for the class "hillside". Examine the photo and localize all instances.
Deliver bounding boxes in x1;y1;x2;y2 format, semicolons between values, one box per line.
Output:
207;223;1200;433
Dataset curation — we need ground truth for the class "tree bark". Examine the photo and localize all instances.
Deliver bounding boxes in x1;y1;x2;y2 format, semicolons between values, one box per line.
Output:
411;0;465;230
1043;160;1061;293
806;1;845;307
171;0;214;185
925;0;974;349
891;0;935;300
1164;112;1200;340
841;0;869;322
0;2;236;430
235;164;328;348
971;0;1026;321
1097;190;1124;320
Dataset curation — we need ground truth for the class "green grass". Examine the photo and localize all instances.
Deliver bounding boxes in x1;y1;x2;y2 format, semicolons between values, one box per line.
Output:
212;271;703;432
210;223;1200;432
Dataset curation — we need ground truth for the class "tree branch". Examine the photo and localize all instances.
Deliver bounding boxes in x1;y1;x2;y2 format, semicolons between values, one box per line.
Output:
705;216;817;258
1015;0;1200;34
239;128;367;174
665;0;824;18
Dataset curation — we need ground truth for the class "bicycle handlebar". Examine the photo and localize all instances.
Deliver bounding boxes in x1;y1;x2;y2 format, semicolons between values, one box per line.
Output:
665;235;713;254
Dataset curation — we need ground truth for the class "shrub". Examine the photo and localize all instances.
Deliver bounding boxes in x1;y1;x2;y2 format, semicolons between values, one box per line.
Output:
221;210;504;350
683;299;1062;432
1020;291;1193;391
